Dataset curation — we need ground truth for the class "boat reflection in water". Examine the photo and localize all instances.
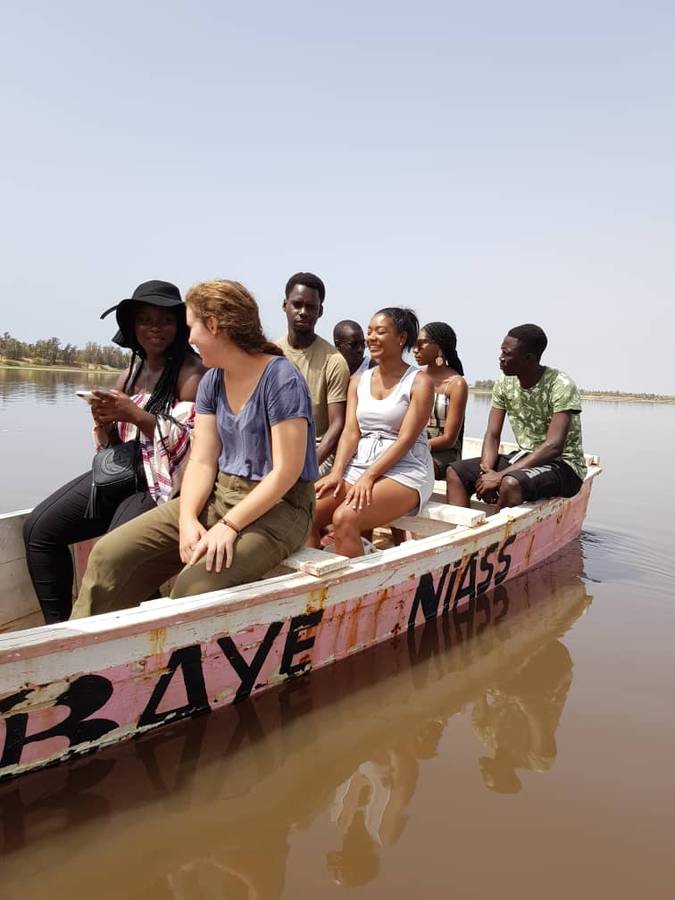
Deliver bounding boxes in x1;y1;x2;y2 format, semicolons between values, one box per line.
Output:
472;634;573;795
0;540;592;897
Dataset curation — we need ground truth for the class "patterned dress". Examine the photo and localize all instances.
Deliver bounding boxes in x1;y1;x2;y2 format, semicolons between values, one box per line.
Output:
427;387;464;475
107;393;195;503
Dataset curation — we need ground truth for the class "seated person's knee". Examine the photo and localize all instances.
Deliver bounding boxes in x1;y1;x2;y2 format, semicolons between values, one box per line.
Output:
333;503;359;536
86;533;121;577
446;466;462;485
499;475;522;506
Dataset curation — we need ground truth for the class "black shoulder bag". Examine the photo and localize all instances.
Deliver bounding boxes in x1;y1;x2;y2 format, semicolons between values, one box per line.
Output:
85;436;143;519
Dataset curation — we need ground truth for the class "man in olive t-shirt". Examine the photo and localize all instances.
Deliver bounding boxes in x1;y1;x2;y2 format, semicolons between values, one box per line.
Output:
447;324;586;510
276;272;350;476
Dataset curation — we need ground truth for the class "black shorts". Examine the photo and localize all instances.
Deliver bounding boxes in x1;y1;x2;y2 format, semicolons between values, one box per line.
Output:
450;453;583;503
431;447;462;479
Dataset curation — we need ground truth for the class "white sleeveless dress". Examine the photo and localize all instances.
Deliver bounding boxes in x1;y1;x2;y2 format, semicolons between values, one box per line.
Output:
343;366;435;513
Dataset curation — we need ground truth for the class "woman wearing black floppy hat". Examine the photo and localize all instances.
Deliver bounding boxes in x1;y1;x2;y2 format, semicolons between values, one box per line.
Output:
23;280;205;624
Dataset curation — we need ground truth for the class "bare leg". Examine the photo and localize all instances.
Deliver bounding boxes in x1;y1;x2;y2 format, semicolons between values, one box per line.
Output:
333;479;419;558
446;466;471;506
306;482;347;548
496;475;523;512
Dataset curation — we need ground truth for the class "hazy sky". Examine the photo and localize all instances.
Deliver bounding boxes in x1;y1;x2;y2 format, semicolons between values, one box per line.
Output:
1;1;673;392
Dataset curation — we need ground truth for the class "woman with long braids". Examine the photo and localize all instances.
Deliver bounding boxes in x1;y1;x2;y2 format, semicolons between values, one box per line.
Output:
23;281;205;623
306;308;434;558
70;279;317;618
413;321;468;478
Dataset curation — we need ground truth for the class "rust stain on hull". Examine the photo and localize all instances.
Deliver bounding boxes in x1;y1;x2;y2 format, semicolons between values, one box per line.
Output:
305;587;329;614
147;628;166;658
525;532;537;567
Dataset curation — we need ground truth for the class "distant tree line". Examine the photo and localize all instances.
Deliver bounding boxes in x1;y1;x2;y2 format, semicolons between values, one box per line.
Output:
0;332;129;369
579;388;674;402
469;378;672;402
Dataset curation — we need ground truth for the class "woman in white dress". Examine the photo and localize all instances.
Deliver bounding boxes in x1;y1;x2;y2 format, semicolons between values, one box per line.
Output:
307;308;434;557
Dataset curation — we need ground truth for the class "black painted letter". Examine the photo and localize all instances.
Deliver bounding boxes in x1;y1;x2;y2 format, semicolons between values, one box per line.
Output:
0;676;117;769
218;621;283;702
138;644;209;728
280;611;323;678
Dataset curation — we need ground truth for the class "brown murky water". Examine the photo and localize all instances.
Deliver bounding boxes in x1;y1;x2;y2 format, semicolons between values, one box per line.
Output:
1;374;674;899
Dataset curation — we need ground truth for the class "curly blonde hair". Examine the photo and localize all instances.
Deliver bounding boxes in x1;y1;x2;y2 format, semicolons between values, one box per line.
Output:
186;280;282;356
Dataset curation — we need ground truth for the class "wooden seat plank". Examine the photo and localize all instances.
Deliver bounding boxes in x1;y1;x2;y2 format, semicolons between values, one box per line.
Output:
390;501;485;534
282;547;351;577
420;501;485;527
387;517;455;537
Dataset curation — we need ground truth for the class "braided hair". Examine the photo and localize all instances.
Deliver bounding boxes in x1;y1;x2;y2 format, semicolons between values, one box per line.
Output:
122;311;196;416
421;321;464;376
375;307;419;350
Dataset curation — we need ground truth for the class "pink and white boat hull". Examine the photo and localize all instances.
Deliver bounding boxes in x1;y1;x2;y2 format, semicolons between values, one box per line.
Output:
0;463;600;779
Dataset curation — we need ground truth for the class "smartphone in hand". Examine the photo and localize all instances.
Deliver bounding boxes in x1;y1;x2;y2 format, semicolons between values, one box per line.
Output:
76;389;115;402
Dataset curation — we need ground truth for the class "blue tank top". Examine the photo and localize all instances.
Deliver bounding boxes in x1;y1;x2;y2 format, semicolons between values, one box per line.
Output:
195;356;319;481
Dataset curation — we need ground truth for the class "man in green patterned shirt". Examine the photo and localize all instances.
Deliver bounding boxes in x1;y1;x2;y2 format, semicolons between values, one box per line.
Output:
447;324;586;510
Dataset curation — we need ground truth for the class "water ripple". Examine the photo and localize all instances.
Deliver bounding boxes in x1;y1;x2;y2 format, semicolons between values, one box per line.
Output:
581;527;675;595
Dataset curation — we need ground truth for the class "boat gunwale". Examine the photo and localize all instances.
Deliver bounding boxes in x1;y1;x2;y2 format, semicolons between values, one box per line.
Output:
0;508;32;522
0;466;600;664
0;553;592;781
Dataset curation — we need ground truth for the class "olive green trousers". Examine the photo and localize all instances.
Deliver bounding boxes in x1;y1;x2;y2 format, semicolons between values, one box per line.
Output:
70;474;315;618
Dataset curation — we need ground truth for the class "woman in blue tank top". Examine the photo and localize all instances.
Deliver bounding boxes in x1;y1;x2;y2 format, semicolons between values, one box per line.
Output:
306;308;434;558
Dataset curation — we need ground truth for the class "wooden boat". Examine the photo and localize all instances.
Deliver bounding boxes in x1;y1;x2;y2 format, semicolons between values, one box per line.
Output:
0;439;601;779
0;544;592;885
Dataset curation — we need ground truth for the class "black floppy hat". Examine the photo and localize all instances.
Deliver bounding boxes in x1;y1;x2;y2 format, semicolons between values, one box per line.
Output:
100;280;186;349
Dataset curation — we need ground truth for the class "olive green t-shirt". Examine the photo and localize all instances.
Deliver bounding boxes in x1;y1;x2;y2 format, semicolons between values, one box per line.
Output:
491;368;587;481
276;335;350;439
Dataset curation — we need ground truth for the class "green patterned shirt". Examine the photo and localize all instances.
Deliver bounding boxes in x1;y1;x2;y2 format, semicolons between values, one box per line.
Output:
491;368;586;481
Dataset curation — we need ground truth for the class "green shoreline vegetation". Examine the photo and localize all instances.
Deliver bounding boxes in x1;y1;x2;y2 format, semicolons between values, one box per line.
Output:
1;333;672;402
0;362;123;374
0;331;127;374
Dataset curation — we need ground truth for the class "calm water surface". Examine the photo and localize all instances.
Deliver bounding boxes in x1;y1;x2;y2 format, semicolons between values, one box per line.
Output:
1;370;674;899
